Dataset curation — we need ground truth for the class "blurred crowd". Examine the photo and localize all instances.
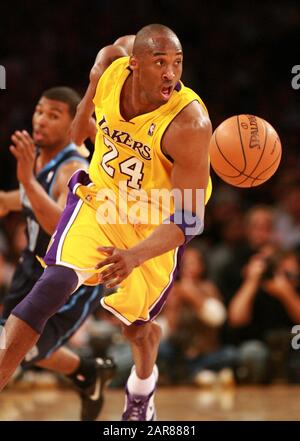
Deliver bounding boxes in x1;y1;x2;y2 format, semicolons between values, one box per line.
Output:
1;0;300;388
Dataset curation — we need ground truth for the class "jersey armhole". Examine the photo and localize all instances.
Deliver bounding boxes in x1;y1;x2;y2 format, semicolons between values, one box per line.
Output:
160;99;200;165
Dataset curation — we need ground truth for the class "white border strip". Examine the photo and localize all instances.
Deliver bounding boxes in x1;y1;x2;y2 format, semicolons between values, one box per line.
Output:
56;181;94;264
100;297;132;326
56;199;84;263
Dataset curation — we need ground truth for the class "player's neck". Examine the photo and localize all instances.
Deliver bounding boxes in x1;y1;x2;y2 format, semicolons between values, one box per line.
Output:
38;141;70;167
121;75;159;120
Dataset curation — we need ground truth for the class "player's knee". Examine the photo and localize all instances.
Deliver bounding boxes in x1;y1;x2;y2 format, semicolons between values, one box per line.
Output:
11;266;78;335
122;321;161;346
150;321;162;343
122;323;148;343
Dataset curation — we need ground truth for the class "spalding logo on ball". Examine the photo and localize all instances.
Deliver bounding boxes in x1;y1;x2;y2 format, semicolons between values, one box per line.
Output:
209;114;282;187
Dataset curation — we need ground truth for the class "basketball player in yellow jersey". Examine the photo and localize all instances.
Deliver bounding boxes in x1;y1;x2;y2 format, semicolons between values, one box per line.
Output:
0;25;212;420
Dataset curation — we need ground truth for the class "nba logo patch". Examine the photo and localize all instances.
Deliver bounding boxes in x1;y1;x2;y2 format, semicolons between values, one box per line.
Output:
148;123;155;136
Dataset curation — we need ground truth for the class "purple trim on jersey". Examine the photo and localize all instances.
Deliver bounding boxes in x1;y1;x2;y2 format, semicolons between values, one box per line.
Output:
133;245;185;325
68;169;92;192
174;82;182;92
43;191;80;265
43;170;91;265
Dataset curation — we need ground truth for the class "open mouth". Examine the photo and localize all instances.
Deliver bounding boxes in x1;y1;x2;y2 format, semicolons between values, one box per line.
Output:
161;86;172;100
33;130;46;141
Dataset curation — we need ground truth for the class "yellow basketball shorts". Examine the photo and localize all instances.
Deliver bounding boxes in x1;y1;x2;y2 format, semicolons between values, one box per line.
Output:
43;170;183;326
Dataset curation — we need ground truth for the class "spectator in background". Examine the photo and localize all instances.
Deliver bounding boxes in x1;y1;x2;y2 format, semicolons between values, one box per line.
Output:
227;247;300;384
214;204;279;383
214;204;277;304
274;178;300;250
157;246;235;386
208;212;245;283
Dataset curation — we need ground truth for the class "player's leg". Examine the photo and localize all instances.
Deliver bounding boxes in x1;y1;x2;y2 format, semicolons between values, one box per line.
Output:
123;321;161;378
0;265;78;391
121;321;161;421
0;314;40;389
36;347;115;420
101;243;183;421
1;262;37;320
24;284;116;421
0;263;40;382
0;170;113;391
36;346;80;374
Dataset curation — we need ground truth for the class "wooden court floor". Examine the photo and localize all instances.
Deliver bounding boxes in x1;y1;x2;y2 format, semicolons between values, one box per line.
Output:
0;384;299;421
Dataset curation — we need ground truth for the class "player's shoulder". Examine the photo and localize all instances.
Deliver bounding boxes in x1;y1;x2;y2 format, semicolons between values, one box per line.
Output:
59;158;88;175
162;100;212;160
55;159;88;186
178;98;208;121
52;159;88;199
169;100;211;136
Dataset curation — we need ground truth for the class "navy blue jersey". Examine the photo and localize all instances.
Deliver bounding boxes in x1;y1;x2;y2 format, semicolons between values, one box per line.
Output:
19;143;88;281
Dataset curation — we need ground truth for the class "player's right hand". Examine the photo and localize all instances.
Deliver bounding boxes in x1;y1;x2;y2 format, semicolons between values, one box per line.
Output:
95;246;139;288
9;130;35;186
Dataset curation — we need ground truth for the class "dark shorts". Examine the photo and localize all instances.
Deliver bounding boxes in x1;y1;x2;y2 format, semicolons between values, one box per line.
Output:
0;263;102;366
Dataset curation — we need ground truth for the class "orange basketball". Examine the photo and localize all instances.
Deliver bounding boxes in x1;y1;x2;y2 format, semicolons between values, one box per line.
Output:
209;114;282;187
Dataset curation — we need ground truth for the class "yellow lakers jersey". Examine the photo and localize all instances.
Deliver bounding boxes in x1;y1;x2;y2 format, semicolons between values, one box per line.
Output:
90;56;211;223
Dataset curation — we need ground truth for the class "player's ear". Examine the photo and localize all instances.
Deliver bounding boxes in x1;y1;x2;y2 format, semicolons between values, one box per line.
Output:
129;55;138;71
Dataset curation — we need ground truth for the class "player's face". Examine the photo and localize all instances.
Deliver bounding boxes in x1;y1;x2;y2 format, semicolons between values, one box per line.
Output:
131;38;183;106
32;97;73;148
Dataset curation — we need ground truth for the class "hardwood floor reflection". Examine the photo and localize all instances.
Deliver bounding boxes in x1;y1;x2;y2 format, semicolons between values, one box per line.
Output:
1;385;300;421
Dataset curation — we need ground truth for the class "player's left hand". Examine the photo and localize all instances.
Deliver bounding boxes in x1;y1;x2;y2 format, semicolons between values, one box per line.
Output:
9;130;35;185
95;246;139;288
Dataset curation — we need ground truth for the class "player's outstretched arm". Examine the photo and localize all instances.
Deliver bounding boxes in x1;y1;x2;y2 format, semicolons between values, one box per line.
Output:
24;159;87;235
71;35;135;146
0;190;21;217
129;101;211;257
96;102;212;288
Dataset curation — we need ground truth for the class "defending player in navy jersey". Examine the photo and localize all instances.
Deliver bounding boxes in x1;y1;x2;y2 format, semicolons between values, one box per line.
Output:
0;86;116;421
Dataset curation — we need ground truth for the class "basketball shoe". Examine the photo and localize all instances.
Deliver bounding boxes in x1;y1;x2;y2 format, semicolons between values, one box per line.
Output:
122;365;158;421
78;357;116;421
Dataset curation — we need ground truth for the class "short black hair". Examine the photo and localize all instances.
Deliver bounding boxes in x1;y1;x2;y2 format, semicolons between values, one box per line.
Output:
41;87;81;118
133;24;181;56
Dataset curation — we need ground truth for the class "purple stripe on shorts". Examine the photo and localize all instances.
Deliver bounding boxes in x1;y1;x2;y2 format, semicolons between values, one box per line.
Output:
133;244;185;325
44;169;91;265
